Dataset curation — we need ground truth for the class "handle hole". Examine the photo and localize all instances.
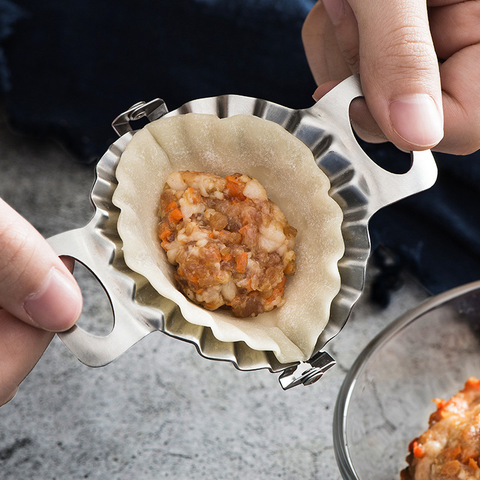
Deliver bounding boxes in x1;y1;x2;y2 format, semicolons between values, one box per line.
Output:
69;259;114;337
357;139;412;174
348;102;412;174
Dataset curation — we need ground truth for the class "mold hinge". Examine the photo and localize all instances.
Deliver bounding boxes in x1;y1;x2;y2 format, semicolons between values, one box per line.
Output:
278;351;335;390
112;98;168;137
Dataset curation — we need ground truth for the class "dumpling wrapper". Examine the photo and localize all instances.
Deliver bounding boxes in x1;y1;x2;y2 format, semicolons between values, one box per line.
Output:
112;113;344;364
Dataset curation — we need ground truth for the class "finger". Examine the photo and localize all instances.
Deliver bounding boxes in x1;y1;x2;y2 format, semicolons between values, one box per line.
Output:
312;79;343;100
0;199;82;331
428;0;468;7
322;0;360;73
436;43;480;154
350;98;388;143
0;309;53;406
429;1;480;60
313;81;387;143
315;0;387;143
303;1;383;141
302;1;352;85
349;0;444;150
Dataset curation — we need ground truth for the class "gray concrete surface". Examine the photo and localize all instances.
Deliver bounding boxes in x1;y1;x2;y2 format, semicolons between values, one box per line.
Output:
0;110;430;480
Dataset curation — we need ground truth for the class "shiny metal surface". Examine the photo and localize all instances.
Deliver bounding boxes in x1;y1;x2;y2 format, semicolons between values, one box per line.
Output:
48;75;437;388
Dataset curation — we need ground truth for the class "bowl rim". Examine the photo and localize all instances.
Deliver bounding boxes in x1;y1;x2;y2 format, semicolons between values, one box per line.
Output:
332;280;480;479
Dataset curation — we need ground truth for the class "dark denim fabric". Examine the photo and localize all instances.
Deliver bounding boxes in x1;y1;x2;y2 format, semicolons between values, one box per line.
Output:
1;0;479;297
0;0;316;159
365;142;480;296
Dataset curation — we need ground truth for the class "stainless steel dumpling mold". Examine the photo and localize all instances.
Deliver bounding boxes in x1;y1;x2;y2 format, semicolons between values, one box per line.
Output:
47;76;437;389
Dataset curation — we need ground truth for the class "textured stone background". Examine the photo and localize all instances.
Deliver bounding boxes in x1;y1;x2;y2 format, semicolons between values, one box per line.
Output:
0;109;429;480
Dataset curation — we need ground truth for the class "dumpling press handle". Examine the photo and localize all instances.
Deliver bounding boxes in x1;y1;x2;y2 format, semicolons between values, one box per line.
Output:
309;75;438;216
47;227;156;367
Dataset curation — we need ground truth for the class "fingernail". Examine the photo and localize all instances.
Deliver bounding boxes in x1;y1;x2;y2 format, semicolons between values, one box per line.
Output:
24;268;82;331
322;0;346;26
2;387;18;406
312;86;323;102
390;94;444;148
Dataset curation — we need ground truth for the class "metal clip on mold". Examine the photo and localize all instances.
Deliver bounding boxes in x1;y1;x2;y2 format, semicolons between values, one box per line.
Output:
112;98;168;137
48;75;438;389
279;351;336;390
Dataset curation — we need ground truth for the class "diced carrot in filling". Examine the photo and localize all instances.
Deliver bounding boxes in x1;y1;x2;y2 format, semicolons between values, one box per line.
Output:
157;171;297;317
235;252;248;274
166;201;178;212
225;174;246;200
168;208;183;224
401;377;480;480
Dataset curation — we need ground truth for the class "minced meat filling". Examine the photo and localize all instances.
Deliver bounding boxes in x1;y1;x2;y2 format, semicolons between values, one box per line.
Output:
157;171;297;317
401;377;480;480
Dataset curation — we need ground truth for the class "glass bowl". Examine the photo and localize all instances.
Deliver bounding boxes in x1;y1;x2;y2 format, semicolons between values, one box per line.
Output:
333;281;480;480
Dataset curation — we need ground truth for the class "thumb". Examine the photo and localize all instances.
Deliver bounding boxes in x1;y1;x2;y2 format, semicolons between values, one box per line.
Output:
0;199;82;331
349;0;444;150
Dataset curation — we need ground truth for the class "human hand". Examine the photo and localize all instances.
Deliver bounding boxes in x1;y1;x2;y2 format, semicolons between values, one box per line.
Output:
302;0;480;155
0;199;82;406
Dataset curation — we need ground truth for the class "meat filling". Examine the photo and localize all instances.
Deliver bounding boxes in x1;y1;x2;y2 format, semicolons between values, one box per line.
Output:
157;171;297;317
401;377;480;480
